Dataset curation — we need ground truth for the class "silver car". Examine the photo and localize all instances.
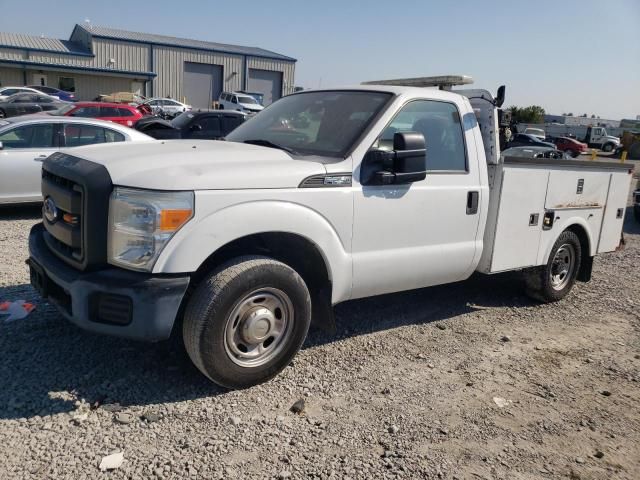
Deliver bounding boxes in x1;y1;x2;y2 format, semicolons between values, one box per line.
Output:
0;116;153;205
142;98;191;118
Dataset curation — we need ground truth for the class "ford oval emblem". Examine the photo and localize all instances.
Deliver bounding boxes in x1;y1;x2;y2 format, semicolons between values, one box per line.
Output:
43;197;58;223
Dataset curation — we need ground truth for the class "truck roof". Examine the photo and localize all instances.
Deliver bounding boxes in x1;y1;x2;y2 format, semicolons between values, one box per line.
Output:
292;84;468;102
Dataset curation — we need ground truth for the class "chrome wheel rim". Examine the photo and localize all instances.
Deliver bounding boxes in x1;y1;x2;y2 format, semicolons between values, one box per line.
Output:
224;288;293;367
550;243;575;290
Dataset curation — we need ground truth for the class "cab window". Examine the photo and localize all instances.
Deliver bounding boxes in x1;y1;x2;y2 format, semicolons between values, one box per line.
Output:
70;106;100;117
63;124;126;147
198;116;222;136
376;100;467;171
0;124;54;149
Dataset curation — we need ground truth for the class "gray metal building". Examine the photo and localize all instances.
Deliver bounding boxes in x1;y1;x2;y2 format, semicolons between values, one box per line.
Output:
0;24;296;107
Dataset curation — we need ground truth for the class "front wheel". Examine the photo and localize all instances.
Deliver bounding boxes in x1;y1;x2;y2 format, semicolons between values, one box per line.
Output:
183;256;311;389
525;230;582;303
602;143;614;153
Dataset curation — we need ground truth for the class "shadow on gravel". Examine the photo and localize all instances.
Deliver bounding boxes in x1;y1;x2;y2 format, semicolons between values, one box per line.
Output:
0;270;534;421
623;208;640;235
0;204;42;220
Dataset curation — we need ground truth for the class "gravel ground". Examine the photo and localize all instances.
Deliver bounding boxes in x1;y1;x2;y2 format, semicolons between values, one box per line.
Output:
1;180;638;479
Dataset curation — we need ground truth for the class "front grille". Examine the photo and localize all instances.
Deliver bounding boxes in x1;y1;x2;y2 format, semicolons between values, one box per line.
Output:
42;169;84;262
41;153;113;271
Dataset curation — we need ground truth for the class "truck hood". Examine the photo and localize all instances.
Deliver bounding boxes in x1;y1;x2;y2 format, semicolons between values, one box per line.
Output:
606;135;620;143
65;140;326;190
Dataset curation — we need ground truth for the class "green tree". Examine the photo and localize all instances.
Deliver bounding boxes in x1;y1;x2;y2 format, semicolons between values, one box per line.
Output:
507;105;546;124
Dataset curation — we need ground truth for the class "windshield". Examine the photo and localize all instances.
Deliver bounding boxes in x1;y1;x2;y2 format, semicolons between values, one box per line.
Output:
226;90;392;157
171;111;196;128
49;104;76;116
237;96;258;105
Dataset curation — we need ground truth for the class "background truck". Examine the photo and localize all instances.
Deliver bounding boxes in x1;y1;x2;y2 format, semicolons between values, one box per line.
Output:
518;123;621;152
28;76;634;389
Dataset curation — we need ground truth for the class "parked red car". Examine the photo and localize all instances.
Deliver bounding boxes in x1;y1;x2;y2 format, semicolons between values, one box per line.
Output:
50;102;144;127
554;137;588;157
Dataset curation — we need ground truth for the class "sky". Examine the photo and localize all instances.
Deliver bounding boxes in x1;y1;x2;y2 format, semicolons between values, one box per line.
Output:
1;0;638;119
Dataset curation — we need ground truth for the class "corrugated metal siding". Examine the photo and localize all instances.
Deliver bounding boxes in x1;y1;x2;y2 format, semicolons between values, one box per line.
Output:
152;46;243;101
0;67;25;86
247;57;296;96
82;24;295;61
0;48;25;61
92;38;149;71
0;65;141;100
26;51;93;67
71;72;135;100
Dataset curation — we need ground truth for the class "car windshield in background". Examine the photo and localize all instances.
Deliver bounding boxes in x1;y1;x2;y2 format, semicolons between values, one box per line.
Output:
226;90;392;157
49;104;76;116
171;111;195;128
238;96;258;105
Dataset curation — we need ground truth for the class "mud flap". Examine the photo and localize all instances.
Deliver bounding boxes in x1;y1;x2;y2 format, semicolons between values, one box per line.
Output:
577;255;593;282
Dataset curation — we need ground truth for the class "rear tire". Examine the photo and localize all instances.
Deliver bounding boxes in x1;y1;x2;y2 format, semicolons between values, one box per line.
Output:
525;230;582;303
183;256;311;389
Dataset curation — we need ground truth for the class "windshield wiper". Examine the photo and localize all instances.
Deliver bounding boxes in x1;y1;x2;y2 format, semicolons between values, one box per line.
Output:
243;139;295;154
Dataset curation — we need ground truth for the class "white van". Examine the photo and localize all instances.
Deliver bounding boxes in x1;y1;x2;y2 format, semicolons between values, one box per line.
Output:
218;92;264;114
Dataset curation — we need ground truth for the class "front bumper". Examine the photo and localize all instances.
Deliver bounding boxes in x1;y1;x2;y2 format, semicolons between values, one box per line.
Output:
28;223;190;342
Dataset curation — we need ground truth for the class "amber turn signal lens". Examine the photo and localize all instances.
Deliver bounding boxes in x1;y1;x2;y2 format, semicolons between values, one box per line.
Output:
159;209;192;231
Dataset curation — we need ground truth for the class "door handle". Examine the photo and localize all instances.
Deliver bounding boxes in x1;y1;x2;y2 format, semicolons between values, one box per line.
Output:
466;191;479;215
33;155;47;162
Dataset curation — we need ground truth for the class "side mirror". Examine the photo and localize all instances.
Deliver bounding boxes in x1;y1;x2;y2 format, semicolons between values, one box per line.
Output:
361;132;427;186
495;85;506;108
189;123;202;132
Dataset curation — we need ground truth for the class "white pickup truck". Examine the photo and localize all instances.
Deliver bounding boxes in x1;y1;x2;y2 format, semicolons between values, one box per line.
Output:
28;76;634;388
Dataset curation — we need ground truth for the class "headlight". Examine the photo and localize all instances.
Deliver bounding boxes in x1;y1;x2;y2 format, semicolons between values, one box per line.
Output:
108;188;194;271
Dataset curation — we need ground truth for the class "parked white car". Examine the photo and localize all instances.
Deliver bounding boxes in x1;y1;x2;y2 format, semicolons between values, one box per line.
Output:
523;127;546;140
0;86;53;101
27;76;633;389
142;98;191;118
218;91;264;114
0;116;153;204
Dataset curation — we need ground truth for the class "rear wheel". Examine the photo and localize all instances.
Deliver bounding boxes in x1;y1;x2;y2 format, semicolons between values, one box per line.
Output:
183;256;311;389
525;230;582;303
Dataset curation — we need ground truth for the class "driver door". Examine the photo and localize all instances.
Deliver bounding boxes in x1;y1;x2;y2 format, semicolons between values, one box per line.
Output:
0;123;57;203
351;98;483;299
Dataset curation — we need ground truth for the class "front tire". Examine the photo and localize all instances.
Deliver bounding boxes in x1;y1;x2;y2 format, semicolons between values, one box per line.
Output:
602;143;614;153
525;230;582;303
183;256;311;389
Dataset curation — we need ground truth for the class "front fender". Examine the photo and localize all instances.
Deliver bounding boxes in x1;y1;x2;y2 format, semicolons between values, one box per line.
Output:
153;197;353;304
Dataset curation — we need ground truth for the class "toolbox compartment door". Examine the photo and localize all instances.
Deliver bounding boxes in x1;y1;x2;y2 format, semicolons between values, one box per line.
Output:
489;167;549;272
544;170;609;210
598;171;632;253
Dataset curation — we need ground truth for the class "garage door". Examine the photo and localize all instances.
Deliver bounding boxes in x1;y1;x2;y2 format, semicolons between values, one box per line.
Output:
183;62;223;109
248;69;283;106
